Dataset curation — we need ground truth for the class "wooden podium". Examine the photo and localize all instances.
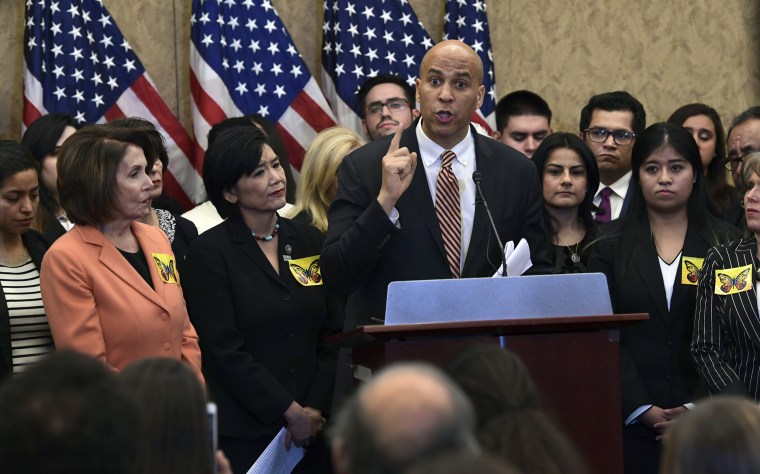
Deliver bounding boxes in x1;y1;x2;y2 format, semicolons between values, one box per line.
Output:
328;313;647;474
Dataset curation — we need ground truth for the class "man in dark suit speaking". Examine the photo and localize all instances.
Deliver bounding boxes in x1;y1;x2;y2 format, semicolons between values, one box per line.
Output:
322;40;550;330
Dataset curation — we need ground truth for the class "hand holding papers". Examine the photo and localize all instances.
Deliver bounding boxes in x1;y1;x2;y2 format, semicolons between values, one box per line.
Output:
492;238;533;277
247;428;304;474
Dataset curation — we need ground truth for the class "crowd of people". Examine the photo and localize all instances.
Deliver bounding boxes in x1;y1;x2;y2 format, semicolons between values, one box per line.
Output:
1;39;760;473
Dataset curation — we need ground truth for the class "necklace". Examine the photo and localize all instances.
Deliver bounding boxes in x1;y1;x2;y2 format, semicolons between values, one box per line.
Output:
557;236;581;263
252;216;280;241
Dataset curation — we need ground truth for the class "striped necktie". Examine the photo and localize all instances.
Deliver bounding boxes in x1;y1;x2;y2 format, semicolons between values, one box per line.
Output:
435;150;461;278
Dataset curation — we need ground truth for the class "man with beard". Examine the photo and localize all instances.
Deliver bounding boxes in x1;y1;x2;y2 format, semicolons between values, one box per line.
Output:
357;74;419;141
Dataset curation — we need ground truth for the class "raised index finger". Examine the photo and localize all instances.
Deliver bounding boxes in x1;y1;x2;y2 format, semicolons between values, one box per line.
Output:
387;127;402;153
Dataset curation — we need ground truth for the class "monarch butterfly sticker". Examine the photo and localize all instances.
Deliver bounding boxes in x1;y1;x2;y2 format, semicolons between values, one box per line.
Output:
151;253;179;284
680;257;704;285
288;256;322;287
714;264;753;295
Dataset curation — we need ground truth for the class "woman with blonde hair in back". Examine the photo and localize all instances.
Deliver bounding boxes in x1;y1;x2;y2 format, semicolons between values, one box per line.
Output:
289;127;366;233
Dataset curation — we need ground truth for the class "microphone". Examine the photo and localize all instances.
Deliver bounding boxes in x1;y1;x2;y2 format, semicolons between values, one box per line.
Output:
473;171;508;277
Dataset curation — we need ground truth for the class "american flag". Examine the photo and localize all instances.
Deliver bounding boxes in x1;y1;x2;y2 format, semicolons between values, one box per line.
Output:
443;0;496;133
190;0;336;170
24;0;203;209
321;0;434;133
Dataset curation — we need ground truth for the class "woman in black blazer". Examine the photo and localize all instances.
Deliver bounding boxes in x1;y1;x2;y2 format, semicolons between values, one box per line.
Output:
0;141;53;381
588;123;736;474
693;151;760;401
183;126;341;474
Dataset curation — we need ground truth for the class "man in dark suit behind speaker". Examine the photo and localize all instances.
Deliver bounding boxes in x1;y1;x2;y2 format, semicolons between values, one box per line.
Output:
322;40;550;330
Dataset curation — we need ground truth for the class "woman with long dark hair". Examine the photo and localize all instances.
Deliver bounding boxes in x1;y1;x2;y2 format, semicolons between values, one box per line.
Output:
588;122;737;473
668;103;736;215
532;133;600;273
0;141;53;380
20;113;79;242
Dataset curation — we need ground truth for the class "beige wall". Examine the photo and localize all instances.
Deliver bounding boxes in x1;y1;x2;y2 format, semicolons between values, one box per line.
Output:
2;0;759;140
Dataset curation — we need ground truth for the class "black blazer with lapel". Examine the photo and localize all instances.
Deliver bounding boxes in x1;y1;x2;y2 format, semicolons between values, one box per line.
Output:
588;222;708;418
693;237;760;399
183;216;342;441
0;230;50;380
322;120;551;329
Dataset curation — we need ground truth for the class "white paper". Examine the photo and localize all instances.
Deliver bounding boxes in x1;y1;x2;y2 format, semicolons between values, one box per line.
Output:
247;428;304;474
491;238;533;277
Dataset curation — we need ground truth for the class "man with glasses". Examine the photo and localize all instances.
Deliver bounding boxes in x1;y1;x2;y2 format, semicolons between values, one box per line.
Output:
722;106;760;227
357;74;420;141
579;91;646;222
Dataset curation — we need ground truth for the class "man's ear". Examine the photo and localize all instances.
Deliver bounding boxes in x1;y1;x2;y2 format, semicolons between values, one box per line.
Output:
491;130;501;140
361;119;369;136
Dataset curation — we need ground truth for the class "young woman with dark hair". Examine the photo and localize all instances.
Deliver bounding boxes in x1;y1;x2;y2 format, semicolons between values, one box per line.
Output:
588;122;737;473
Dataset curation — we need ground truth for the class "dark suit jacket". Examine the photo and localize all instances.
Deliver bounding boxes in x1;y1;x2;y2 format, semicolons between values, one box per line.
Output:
693;237;760;400
322;120;550;329
0;231;50;381
183;216;342;441
620;180;633;218
588;223;708;419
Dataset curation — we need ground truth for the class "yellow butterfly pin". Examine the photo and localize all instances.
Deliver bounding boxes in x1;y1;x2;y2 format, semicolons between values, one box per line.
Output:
288;255;322;287
151;253;179;284
681;256;704;285
714;264;753;295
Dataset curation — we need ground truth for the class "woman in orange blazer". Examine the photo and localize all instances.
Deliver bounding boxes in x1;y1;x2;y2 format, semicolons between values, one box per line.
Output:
40;124;201;379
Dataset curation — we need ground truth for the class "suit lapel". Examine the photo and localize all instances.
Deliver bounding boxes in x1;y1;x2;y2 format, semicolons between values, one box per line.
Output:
230;217;288;289
668;229;706;323
462;133;495;276
635;238;670;321
83;224;167;311
730;240;760;350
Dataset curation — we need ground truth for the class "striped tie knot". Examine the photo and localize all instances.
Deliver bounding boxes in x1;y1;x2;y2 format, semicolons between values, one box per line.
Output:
441;150;456;169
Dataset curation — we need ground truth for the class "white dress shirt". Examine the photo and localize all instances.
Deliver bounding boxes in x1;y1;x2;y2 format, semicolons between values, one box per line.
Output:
594;171;632;221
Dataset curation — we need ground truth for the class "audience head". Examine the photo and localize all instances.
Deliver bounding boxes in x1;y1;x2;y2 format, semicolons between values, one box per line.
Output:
105;117;168;200
445;345;587;474
630;122;703;216
357;74;419;140
579;91;646;186
330;362;478;474
293;126;366;232
203;126;285;219
20;114;79;230
726;106;760;191
416;40;485;150
668;103;726;173
493;90;553;158
404;452;521;474
0;351;139;474
0;141;40;239
57;124;154;226
119;358;213;474
532;133;600;230
660;395;760;474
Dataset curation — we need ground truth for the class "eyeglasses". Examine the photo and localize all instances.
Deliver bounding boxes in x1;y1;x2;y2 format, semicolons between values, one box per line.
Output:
724;157;743;171
583;127;637;146
723;151;760;171
365;98;409;116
